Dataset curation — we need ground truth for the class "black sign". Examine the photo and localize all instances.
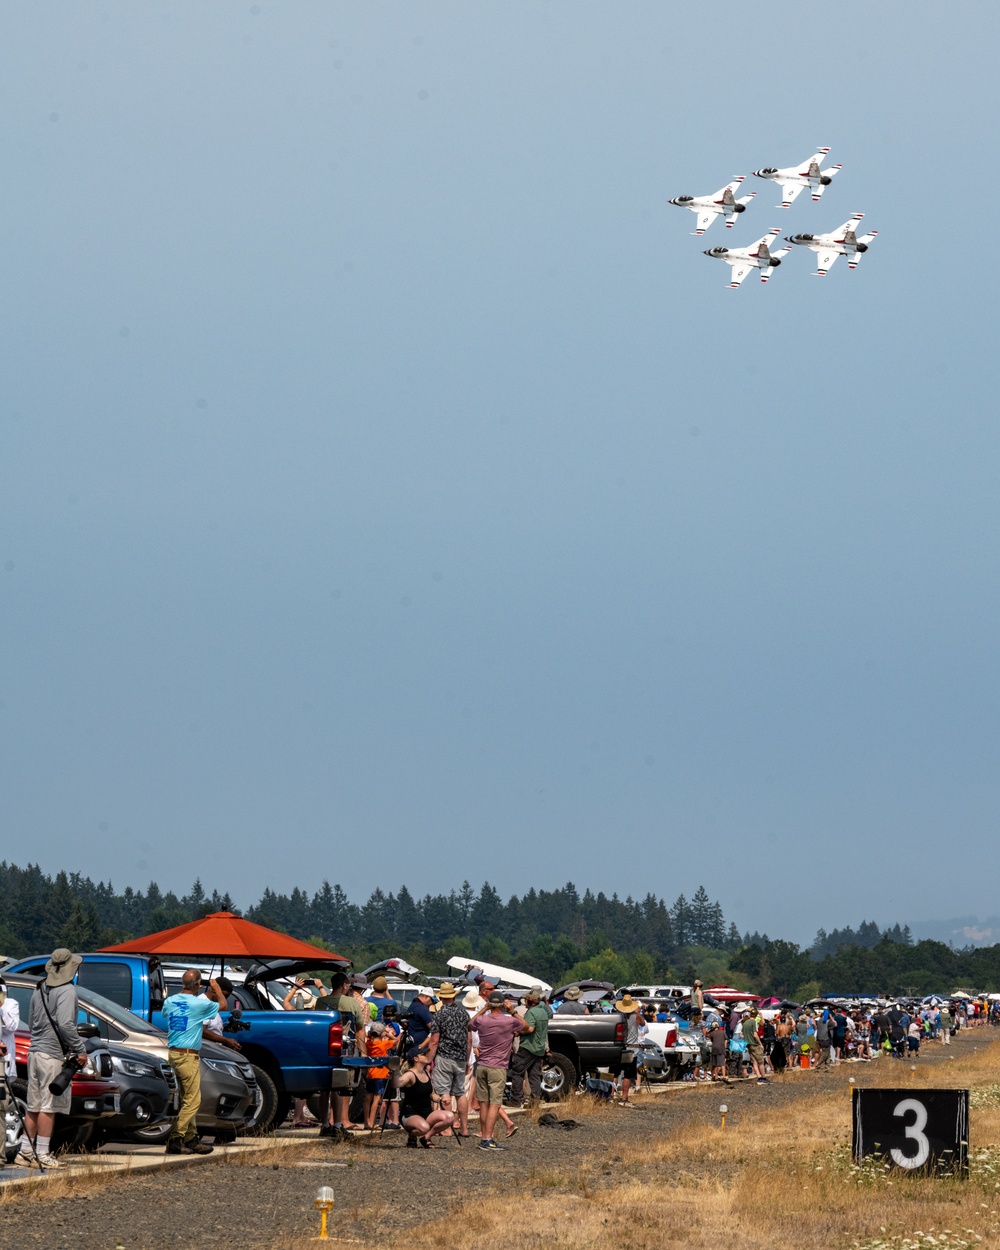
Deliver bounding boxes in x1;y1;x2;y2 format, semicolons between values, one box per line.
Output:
853;1088;969;1175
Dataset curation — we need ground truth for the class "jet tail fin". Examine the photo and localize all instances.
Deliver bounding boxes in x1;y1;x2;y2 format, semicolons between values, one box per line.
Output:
848;230;878;269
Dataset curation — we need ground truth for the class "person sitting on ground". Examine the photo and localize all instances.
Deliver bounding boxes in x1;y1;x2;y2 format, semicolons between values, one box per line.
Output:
394;1044;454;1148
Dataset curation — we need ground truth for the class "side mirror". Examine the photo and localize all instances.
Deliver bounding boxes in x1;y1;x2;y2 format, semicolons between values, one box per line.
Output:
78;1022;100;1039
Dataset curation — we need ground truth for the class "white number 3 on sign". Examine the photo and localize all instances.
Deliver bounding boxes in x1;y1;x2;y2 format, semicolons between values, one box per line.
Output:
890;1098;930;1169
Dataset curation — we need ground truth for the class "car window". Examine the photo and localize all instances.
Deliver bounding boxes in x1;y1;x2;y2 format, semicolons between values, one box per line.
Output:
77;986;164;1035
5;983;34;1017
77;962;133;1010
76;1006;126;1042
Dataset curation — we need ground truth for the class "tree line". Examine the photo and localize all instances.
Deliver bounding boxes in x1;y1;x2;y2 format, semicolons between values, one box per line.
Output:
2;859;999;996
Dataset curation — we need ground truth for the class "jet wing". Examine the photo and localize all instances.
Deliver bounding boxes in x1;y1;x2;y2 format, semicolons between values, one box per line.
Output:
778;182;805;208
727;261;755;289
815;249;840;276
693;208;716;235
798;148;830;173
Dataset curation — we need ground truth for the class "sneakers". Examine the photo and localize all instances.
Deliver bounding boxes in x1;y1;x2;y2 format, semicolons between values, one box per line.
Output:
35;1153;61;1170
318;1124;335;1138
478;1138;505;1150
166;1137;213;1155
757;1077;771;1085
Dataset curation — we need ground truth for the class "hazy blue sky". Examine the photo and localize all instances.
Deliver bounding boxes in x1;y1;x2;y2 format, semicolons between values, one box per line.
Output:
2;3;996;945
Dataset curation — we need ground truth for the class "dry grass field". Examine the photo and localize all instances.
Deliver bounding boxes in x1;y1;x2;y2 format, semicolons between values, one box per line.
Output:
279;1043;1000;1250
6;1036;1000;1250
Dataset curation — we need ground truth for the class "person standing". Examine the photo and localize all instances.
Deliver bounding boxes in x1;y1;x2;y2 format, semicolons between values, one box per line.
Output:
509;986;551;1105
405;989;437;1050
613;994;643;1107
474;992;523;1151
0;974;19;1081
742;1008;770;1083
556;986;588;1015
427;982;473;1139
366;976;396;1020
939;1004;952;1044
690;980;704;1016
314;972;367;1138
18;948;88;1169
162;969;227;1154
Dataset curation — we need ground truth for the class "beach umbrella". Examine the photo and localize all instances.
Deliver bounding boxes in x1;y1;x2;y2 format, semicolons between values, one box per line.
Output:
100;911;349;965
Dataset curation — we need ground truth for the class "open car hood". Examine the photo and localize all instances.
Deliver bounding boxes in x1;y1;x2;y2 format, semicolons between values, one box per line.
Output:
244;956;350;987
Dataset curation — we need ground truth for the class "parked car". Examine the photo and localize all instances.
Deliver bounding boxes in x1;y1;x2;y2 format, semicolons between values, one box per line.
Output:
3;1018;119;1160
1;973;255;1145
3;953;372;1135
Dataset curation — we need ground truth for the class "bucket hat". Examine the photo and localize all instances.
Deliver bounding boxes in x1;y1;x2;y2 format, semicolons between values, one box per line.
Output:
45;948;82;988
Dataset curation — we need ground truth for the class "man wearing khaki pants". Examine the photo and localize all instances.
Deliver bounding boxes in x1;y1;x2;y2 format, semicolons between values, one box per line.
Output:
162;970;226;1154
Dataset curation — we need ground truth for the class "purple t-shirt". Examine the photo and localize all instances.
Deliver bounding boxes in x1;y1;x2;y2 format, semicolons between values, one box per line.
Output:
475;1011;523;1068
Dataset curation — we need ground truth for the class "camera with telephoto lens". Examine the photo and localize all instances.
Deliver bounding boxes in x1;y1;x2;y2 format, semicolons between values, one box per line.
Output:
48;1057;78;1096
223;1017;250;1033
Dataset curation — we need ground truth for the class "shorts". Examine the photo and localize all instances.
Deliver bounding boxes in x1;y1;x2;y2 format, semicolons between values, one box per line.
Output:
365;1078;387;1095
431;1054;467;1099
712;1051;727;1066
475;1065;507;1104
747;1045;765;1065
26;1052;73;1114
618;1061;638;1081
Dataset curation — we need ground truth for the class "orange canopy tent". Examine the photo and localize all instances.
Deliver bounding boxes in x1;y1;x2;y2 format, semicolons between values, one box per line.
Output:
100;911;349;966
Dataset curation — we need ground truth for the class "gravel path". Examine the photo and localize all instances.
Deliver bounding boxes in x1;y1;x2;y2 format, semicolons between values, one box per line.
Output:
3;1032;990;1250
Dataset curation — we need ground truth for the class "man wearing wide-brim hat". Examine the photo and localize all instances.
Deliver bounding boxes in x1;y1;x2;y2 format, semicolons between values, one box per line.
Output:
556;986;588;1016
18;948;88;1169
613;994;643;1108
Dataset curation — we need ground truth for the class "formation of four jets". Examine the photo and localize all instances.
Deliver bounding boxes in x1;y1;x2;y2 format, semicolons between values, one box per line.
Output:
668;149;877;288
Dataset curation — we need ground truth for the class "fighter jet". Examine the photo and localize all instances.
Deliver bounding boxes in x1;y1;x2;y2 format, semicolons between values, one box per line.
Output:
668;176;756;235
703;227;792;288
784;213;878;275
752;149;842;208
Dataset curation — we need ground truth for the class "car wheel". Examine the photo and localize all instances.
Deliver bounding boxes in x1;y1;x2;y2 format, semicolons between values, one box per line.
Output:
3;1080;29;1162
52;1122;94;1154
238;1065;278;1135
540;1053;576;1101
130;1121;172;1145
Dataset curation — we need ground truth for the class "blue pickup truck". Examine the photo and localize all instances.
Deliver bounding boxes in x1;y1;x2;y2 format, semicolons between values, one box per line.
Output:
5;953;376;1134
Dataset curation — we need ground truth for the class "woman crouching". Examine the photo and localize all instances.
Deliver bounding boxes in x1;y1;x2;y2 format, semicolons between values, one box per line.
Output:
394;1044;455;1148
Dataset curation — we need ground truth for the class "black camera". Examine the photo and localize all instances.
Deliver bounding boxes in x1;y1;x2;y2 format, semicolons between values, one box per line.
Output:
48;1058;78;1096
223;1018;250;1033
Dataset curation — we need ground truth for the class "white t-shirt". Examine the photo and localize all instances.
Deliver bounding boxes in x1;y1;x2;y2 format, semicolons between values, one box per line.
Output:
0;996;19;1078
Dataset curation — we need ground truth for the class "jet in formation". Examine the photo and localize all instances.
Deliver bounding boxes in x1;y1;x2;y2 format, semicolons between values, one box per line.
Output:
703;228;792;288
784;213;879;275
752;148;842;207
667;176;755;235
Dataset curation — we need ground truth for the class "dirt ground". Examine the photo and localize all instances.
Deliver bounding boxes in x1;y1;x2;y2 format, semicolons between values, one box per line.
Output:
2;1031;995;1250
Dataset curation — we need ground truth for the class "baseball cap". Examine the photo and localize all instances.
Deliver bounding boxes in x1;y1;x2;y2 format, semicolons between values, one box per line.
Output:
488;991;504;1007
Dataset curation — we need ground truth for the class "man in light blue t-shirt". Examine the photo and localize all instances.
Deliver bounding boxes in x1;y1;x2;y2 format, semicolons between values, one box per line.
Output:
162;969;226;1154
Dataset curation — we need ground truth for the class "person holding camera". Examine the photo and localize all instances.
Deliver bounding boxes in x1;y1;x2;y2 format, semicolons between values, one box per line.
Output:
16;948;88;1169
162;969;228;1155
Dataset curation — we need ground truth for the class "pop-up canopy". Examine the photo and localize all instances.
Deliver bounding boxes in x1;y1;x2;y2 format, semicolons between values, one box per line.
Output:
100;910;349;965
